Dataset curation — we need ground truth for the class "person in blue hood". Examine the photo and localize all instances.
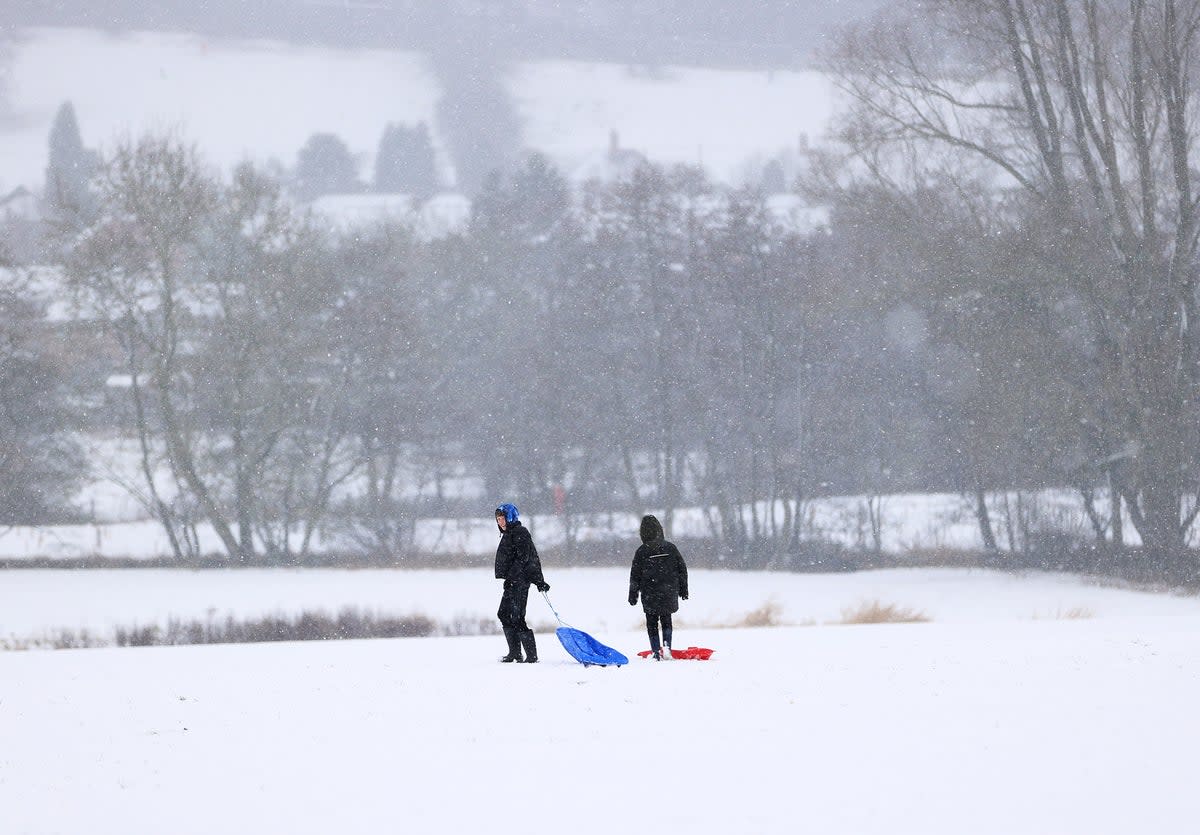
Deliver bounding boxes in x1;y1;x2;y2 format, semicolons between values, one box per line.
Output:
494;503;550;663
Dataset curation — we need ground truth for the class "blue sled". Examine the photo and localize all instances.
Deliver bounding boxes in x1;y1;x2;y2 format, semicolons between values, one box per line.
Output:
555;626;628;667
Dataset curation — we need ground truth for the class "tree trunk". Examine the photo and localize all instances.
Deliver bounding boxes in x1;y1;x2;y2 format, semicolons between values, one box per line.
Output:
974;484;999;554
154;360;240;560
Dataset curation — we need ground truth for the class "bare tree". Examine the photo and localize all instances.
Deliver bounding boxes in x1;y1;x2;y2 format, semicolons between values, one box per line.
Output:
197;163;356;562
825;0;1200;561
0;264;84;523
579;163;712;532
327;222;428;560
65;136;239;558
695;187;819;563
67;138;357;562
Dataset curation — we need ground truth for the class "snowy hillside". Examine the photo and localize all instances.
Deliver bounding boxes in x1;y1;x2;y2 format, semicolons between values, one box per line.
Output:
3;600;1197;834
0;27;835;192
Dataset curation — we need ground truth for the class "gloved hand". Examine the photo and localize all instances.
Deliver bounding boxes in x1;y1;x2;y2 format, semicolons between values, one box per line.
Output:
681;594;688;601
628;595;637;606
536;582;550;593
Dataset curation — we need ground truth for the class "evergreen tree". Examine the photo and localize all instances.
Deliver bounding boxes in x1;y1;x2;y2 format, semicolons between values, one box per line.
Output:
294;133;358;201
44;101;97;225
761;159;787;194
373;122;438;196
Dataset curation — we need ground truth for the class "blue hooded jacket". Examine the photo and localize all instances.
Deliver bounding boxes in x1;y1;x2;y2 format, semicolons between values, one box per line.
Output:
494;504;546;587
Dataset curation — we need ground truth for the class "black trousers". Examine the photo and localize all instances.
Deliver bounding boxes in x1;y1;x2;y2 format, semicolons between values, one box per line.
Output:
645;611;673;652
497;579;530;631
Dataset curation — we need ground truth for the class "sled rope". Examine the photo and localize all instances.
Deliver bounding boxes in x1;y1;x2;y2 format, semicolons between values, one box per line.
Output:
541;591;575;629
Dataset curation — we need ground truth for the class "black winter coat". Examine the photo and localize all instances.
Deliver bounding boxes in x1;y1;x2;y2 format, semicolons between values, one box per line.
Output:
629;539;688;614
494;521;547;587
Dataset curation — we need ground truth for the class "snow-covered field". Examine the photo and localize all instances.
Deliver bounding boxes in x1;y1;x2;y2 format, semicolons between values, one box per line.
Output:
4;565;1198;643
2;567;1198;834
1;27;834;192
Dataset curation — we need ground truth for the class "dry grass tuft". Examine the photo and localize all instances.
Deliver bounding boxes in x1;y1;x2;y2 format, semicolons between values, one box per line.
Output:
737;600;784;628
645;598;810;630
1034;606;1094;620
837;600;930;625
1;629;103;651
896;547;985;568
1;608;501;652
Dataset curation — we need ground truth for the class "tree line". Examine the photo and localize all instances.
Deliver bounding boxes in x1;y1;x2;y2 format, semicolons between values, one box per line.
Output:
42;140;856;564
6;0;1200;578
4;131;1143;570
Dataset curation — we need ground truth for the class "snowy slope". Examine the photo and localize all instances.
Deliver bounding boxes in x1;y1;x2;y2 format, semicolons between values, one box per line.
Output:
508;59;833;182
2;615;1197;834
2;28;441;191
1;27;833;192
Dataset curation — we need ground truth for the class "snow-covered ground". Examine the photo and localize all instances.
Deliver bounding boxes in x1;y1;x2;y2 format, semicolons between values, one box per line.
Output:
3;587;1197;833
1;27;834;192
4;566;1197;644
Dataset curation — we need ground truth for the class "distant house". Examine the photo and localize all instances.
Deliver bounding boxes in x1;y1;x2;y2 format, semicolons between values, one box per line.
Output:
571;131;649;184
0;186;40;222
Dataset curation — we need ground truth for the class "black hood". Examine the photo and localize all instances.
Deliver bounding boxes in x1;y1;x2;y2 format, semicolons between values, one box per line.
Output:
639;514;664;543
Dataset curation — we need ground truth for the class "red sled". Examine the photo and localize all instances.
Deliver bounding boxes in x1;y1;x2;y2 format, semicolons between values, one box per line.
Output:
637;646;714;660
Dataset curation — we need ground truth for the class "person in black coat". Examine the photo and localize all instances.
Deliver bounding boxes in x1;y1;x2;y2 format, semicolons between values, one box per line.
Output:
494;503;550;663
628;514;688;660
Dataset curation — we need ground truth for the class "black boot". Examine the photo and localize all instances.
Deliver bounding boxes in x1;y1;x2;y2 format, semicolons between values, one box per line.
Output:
518;628;538;663
500;627;523;663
